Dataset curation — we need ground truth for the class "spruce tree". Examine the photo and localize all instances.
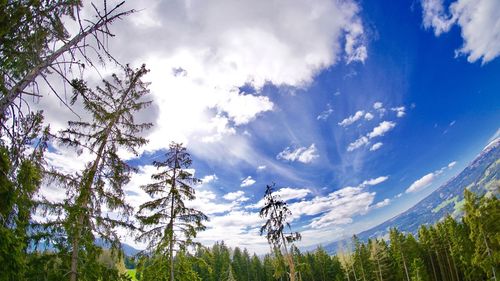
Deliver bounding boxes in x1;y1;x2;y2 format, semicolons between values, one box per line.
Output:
136;142;207;281
41;64;152;281
259;183;301;281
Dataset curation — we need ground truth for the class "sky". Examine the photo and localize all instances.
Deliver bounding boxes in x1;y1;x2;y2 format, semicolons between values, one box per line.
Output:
36;0;500;254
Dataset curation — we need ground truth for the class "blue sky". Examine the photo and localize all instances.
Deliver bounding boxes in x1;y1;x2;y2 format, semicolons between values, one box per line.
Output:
39;0;500;253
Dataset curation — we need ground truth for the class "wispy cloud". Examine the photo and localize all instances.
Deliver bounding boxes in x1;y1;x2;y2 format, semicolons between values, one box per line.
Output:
370;142;383;151
241;176;256;187
317;104;334;120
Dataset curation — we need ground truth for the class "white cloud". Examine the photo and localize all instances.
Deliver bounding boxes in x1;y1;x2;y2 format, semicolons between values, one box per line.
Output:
370;142;383;151
367;121;396;138
103;0;368;151
201;174;218;184
317;104;334;120
374;198;391;208
347;121;396;151
257;165;267;171
305;187;375;228
240;176;256;187
277;144;319;164
391;106;406;118
405;160;457;193
364;112;374;120
421;0;500;63
339;110;365;127
361;176;389;186
373;102;384;110
347;136;369;152
223;191;249;202
406;172;435;193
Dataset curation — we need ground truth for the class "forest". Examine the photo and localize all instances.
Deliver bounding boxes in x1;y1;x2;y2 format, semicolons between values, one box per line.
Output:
0;1;499;281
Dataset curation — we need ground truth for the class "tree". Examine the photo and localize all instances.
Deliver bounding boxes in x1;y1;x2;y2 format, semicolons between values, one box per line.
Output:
0;0;134;122
136;142;208;281
41;64;152;281
463;188;499;281
0;112;48;281
259;183;301;281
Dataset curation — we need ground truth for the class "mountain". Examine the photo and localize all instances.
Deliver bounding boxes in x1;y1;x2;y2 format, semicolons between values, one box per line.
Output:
324;138;499;254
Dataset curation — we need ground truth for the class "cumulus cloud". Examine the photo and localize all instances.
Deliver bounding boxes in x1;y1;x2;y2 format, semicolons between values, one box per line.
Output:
347;136;369;151
374;198;391;208
347;121;396;151
367;121;396;138
277;144;319;164
370;142;383;151
103;0;368;151
391;106;406;118
201;174;218;184
240;176;256;187
405;160;456;193
421;0;500;63
406;172;435;193
305;187;375;228
339;110;365;127
257;165;267;171
373;102;384;110
223;191;249;202
364;112;374;120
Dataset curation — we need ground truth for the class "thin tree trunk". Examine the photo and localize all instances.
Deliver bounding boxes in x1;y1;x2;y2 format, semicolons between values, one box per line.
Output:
401;250;410;281
428;251;438;281
169;159;177;281
482;231;497;281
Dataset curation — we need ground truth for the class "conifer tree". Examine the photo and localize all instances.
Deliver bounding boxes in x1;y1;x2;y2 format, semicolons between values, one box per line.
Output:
0;111;48;280
463;188;499;281
136;142;207;281
42;64;152;281
260;183;301;281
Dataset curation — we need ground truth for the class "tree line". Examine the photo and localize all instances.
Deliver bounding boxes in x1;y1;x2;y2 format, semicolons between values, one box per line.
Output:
131;188;499;281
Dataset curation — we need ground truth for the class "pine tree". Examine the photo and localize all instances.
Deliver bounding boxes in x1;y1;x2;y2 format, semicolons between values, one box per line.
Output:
136;142;207;281
259;183;301;281
41;64;152;281
0;112;48;281
463;188;499;281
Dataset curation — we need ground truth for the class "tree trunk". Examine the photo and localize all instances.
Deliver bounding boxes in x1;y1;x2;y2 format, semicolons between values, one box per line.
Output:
428;251;438;281
169;163;177;281
67;74;134;280
401;250;410;281
482;231;497;281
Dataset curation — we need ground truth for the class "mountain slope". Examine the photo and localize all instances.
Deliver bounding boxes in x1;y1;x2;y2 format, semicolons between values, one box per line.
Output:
324;138;499;253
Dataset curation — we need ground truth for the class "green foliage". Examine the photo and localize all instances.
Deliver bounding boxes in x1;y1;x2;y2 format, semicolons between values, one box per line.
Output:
259;183;301;281
136;142;207;281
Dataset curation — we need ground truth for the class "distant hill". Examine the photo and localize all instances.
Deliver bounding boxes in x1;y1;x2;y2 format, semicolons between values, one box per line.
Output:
324;138;499;254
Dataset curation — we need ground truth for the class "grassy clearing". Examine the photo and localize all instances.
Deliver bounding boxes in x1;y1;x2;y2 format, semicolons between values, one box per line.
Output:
127;269;137;281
